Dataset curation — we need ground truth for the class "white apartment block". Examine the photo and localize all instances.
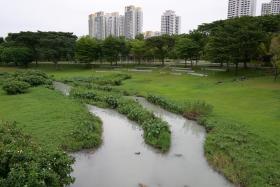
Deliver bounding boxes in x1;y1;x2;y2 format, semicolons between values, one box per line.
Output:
89;12;106;40
119;15;125;37
227;0;257;18
124;5;143;39
161;10;181;35
262;0;280;15
105;12;120;37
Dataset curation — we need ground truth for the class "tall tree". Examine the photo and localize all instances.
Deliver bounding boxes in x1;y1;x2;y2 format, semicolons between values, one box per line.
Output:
75;36;100;66
101;36;121;65
270;35;280;80
130;39;146;64
175;38;200;68
146;35;175;65
39;32;77;69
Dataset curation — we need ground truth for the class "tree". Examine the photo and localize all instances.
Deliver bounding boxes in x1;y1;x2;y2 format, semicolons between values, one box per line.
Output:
6;32;40;65
75;36;100;66
175;38;200;68
39;32;77;69
0;37;4;44
270;35;280;80
130;39;146;64
1;47;33;67
146;35;175;65
101;36;121;65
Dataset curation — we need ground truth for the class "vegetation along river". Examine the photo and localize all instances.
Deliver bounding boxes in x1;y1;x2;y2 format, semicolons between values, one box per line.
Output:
54;82;233;187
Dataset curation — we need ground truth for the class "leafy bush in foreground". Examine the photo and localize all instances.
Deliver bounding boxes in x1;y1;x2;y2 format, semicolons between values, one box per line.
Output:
2;80;31;95
0;122;75;187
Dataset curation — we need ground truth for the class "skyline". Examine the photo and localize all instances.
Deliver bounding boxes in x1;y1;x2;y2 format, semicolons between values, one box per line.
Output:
0;0;268;37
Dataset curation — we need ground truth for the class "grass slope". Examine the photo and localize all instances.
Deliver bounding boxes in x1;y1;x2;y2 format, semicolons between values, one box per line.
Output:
0;86;100;150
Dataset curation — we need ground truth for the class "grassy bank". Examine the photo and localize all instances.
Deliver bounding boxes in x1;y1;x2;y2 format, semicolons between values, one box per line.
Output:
0;86;102;151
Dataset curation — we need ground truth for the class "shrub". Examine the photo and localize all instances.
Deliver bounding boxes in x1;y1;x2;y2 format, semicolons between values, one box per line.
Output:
2;80;31;95
14;70;52;87
0;122;75;187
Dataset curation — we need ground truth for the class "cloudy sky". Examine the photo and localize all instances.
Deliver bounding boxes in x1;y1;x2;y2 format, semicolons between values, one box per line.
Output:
0;0;268;37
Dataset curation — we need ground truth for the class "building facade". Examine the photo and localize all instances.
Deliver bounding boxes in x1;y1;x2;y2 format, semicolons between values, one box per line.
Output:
262;0;280;15
89;5;143;40
124;5;143;39
161;10;181;35
89;12;106;40
227;0;257;18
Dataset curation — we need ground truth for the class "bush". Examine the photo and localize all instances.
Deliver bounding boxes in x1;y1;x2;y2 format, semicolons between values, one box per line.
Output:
0;122;75;187
14;70;52;87
2;80;31;95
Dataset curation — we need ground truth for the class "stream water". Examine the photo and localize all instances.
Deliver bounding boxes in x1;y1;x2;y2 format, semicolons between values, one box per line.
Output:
54;82;233;187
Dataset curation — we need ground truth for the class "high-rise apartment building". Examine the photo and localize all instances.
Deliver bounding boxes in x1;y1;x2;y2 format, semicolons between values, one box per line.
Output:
105;12;120;37
261;0;280;15
124;5;143;39
161;10;181;35
119;15;125;37
89;12;106;40
227;0;257;18
89;5;143;39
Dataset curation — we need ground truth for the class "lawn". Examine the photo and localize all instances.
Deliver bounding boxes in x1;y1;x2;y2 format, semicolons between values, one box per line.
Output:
0;86;99;150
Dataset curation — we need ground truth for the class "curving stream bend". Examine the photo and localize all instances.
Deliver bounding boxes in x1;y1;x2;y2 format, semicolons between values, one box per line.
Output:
54;82;233;187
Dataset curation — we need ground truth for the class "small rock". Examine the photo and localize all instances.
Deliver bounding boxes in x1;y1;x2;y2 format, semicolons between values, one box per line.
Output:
216;81;223;84
135;152;141;155
174;154;183;157
138;183;148;187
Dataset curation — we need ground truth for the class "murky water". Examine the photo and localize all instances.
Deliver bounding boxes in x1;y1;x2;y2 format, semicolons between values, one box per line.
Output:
53;81;71;96
54;82;233;187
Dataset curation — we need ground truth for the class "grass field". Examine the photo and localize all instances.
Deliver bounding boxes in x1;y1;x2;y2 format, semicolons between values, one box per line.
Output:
0;64;279;186
0;85;101;150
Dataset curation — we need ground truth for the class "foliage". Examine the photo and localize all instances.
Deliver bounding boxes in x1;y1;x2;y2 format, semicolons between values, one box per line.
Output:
62;114;102;151
175;37;200;67
13;70;52;86
270;34;280;80
200;117;280;186
0;121;75;187
75;36;101;64
130;39;147;63
1;47;33;67
2;80;31;95
4;32;77;68
146;35;175;65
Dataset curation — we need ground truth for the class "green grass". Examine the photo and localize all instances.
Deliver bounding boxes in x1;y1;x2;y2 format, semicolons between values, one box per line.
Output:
1;64;280;186
0;86;101;151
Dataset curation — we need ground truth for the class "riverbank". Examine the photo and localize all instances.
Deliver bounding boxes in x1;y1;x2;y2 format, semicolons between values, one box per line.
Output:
0;85;102;151
0;65;279;186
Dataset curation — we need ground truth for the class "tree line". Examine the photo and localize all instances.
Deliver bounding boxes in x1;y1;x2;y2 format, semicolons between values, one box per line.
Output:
0;15;280;79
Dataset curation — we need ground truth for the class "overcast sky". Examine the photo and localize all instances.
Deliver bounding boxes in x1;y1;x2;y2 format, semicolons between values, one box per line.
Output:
0;0;268;37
